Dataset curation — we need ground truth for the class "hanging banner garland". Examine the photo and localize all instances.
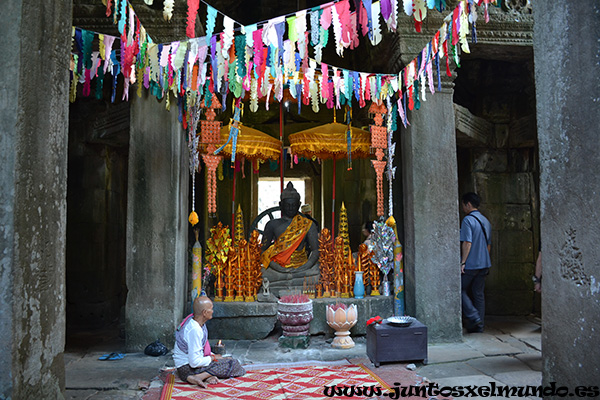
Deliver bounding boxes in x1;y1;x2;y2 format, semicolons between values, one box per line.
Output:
70;0;499;163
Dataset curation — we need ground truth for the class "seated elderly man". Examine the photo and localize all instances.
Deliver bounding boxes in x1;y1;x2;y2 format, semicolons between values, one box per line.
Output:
173;296;245;387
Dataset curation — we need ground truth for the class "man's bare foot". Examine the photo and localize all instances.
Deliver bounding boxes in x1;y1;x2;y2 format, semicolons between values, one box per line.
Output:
206;376;219;385
187;373;210;388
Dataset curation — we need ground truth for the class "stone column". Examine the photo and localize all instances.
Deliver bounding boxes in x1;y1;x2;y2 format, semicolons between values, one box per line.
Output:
0;1;71;398
534;0;600;386
125;93;189;350
400;77;462;342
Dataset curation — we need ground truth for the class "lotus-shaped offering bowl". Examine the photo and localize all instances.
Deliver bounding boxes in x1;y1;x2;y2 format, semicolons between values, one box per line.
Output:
326;304;358;348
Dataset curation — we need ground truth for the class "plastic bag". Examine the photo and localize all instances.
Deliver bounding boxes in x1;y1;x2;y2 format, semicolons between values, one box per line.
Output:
144;339;169;356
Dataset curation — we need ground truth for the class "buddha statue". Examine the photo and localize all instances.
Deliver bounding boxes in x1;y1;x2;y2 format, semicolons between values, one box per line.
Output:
261;182;320;297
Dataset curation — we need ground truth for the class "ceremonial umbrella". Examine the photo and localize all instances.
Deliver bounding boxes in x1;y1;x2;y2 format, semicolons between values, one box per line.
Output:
216;123;281;237
289;115;371;237
217;124;281;161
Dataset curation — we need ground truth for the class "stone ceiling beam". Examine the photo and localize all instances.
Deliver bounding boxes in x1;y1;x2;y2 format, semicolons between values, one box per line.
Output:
455;103;493;146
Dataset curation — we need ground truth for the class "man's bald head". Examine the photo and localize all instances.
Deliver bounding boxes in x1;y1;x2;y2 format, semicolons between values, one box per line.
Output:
193;296;213;318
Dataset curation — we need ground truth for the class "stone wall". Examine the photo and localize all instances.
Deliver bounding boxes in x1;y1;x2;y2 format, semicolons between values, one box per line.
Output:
0;0;71;398
534;0;600;387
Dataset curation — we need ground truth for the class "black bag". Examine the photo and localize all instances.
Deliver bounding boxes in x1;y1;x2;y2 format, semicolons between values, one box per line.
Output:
144;339;169;356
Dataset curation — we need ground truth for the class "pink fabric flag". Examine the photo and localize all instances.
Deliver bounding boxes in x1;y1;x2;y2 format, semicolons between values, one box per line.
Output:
320;3;333;29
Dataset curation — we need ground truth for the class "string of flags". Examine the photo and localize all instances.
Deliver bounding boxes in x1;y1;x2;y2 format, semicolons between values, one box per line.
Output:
70;0;501;131
70;0;501;221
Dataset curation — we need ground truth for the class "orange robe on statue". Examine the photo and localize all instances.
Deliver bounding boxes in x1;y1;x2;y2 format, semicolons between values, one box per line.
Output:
262;215;313;269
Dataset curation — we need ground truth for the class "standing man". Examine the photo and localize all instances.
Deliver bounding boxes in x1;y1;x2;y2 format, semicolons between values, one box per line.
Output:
460;192;492;333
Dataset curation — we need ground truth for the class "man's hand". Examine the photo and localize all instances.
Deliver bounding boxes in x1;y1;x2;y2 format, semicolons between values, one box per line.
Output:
461;241;472;274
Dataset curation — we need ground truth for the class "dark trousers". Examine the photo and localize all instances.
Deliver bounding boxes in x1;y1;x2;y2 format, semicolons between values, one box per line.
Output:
461;268;489;325
177;358;246;382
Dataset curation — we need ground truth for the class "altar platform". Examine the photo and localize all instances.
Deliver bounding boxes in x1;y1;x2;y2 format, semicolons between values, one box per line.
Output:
206;296;394;340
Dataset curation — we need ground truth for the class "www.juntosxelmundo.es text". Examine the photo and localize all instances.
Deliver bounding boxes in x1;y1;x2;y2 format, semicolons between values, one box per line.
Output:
323;382;600;398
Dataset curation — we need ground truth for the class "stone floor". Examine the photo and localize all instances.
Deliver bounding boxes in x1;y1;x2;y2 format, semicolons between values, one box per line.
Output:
64;315;542;399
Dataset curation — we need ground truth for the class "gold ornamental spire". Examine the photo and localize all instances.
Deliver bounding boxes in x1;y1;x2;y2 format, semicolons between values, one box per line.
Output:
338;202;350;257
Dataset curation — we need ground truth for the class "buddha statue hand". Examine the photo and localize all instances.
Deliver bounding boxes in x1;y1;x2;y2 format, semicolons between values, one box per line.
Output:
268;260;309;274
268;254;317;274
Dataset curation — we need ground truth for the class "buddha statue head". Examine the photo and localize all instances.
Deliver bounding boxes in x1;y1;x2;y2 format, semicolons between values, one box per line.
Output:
280;182;301;218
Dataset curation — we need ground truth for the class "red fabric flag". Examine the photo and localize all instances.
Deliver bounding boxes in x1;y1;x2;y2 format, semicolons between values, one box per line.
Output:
452;6;459;46
186;0;200;38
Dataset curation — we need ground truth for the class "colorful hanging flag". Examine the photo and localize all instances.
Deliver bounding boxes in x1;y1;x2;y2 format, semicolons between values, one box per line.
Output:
206;5;217;38
186;0;200;38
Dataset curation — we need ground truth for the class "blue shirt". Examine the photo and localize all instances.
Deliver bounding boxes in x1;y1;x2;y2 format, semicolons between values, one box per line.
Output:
460;210;492;270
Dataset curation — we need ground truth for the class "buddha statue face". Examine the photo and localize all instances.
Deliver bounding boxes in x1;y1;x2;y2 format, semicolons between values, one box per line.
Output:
280;198;300;218
280;182;301;219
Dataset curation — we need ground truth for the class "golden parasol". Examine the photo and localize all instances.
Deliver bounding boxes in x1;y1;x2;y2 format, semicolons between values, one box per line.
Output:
215;123;281;237
289;122;371;160
217;124;281;161
288;110;372;237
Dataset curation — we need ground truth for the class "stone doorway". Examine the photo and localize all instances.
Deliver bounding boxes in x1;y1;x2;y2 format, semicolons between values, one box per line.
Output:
66;99;130;349
454;54;541;318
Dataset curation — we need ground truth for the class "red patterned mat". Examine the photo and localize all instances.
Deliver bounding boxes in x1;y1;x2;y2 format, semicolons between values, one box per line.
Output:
160;364;392;400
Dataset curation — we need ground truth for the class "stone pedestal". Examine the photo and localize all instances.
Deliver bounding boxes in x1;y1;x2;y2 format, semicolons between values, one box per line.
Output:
206;301;279;340
206;296;394;340
261;264;320;297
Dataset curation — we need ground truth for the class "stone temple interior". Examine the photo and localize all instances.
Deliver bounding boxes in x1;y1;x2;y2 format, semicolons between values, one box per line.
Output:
5;1;599;397
69;0;537;349
66;0;539;348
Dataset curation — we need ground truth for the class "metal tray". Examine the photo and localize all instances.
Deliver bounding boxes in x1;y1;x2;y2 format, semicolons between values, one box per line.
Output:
386;316;415;327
